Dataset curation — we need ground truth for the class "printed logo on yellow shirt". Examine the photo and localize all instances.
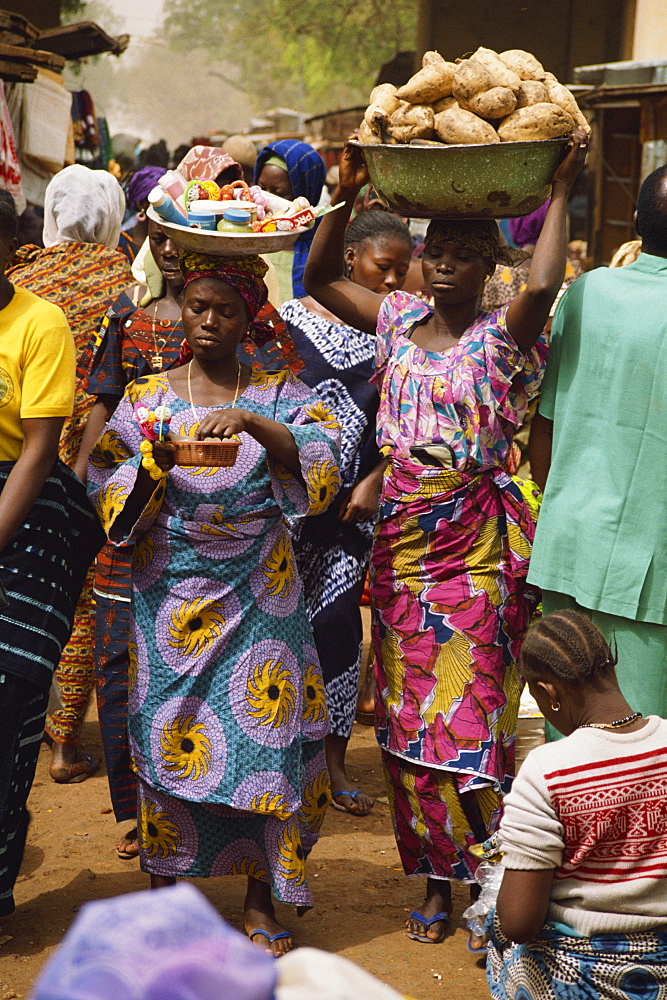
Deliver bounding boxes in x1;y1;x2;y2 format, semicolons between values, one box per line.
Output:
0;368;14;408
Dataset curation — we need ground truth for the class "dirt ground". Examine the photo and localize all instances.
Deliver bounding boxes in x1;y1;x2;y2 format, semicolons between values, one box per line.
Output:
0;612;491;1000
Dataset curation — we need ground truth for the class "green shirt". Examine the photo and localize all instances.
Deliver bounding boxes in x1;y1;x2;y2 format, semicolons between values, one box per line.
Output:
528;253;667;624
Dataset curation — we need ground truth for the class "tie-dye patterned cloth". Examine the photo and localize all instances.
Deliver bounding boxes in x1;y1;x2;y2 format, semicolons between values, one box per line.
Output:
87;368;340;906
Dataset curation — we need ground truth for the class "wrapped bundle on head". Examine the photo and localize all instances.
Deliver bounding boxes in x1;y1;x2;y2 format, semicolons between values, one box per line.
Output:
425;218;531;266
127;166;165;211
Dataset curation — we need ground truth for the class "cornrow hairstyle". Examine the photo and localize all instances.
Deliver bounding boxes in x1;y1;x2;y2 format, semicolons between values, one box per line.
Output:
519;609;617;684
345;210;412;252
0;189;18;242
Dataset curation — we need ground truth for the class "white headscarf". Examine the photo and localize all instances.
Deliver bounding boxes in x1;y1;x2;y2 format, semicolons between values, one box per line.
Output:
42;164;125;249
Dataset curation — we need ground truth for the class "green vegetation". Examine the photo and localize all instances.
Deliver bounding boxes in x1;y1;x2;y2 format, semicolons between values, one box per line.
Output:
164;0;418;111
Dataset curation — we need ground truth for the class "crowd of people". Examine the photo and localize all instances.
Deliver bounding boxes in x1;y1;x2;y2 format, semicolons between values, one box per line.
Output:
1;120;667;1000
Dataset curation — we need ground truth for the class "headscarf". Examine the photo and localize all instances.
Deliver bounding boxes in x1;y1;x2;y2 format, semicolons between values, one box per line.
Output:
508;199;550;248
254;139;326;297
179;250;303;372
181;249;270;336
424;219;530;266
31;883;276;1000
175;145;242;183
127;166;165;211
42;164;125;249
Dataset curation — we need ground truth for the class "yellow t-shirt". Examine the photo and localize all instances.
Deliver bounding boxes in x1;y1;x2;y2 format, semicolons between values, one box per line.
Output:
0;285;75;461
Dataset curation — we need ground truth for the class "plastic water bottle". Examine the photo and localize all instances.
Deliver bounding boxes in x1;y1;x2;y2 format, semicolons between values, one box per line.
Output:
147;187;187;225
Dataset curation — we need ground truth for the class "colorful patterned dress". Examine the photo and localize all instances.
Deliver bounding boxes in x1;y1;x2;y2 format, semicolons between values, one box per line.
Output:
371;291;546;883
80;289;184;820
279;299;380;737
88;369;341;905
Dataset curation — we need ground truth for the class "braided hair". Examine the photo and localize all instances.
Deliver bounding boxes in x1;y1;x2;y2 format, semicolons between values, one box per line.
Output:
345;211;411;252
519;610;617;684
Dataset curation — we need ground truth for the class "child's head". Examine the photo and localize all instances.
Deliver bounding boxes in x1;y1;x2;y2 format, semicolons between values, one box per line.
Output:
519;609;616;685
519;610;619;735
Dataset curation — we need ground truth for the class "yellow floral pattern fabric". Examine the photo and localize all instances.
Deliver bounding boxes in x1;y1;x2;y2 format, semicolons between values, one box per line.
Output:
87;368;340;906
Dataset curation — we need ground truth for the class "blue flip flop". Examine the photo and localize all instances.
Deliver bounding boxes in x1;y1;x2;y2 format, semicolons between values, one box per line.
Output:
467;932;488;957
331;789;371;813
248;928;292;951
406;910;449;944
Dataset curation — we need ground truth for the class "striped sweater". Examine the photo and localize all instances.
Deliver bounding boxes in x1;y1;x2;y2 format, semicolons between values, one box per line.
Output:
500;715;667;935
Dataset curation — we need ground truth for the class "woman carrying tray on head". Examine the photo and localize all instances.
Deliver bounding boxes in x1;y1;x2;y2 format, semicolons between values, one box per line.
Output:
304;133;586;945
87;249;341;956
74;215;187;861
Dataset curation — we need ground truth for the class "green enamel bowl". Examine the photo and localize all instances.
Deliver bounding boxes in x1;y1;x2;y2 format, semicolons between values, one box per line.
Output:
354;137;570;219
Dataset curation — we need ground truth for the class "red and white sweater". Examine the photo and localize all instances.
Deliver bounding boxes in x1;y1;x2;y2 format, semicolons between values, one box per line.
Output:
500;715;667;935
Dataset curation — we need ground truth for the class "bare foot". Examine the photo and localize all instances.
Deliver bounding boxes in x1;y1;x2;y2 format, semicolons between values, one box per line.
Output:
49;742;99;784
355;650;375;725
244;875;293;957
405;878;451;943
116;826;139;860
326;734;373;816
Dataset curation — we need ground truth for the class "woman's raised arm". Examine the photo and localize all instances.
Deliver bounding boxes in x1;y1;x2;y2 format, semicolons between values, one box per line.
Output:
304;142;386;335
506;132;587;353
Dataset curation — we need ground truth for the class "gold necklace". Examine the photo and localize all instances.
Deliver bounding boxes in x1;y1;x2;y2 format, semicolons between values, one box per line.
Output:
187;361;242;433
150;302;171;371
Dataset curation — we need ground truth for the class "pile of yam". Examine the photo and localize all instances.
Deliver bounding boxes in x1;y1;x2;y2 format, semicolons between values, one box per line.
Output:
359;47;590;146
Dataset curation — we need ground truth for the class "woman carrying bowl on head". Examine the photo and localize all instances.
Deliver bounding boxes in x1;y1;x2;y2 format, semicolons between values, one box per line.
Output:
87;249;341;956
279;210;413;816
304;133;587;945
75;216;187;861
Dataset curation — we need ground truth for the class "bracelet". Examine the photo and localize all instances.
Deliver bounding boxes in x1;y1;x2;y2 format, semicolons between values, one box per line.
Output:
139;440;167;480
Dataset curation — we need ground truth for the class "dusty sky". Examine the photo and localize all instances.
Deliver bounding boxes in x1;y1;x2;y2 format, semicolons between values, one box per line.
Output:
66;0;252;150
103;0;164;39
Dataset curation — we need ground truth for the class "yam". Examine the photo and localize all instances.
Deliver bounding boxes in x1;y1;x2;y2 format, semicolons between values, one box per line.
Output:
498;102;575;142
368;83;401;117
396;58;455;104
515;80;548;108
466;86;517;120
432;95;458;114
543;74;591;135
422;50;447;68
453;59;496;108
358;120;381;144
498;49;546;81
434;105;499;144
359;105;390;144
388;103;435;143
471;46;521;94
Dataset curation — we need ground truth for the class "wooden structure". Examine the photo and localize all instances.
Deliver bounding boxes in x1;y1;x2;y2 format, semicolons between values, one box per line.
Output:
305;107;366;167
0;10;64;82
576;61;667;265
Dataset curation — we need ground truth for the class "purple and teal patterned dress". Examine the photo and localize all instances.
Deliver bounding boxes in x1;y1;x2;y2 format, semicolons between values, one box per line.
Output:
87;368;341;907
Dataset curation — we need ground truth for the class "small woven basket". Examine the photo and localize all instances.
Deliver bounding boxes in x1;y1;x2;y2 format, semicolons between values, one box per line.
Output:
171;438;240;468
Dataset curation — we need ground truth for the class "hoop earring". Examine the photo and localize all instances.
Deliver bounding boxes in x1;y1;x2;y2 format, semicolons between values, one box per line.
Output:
550;701;561;712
